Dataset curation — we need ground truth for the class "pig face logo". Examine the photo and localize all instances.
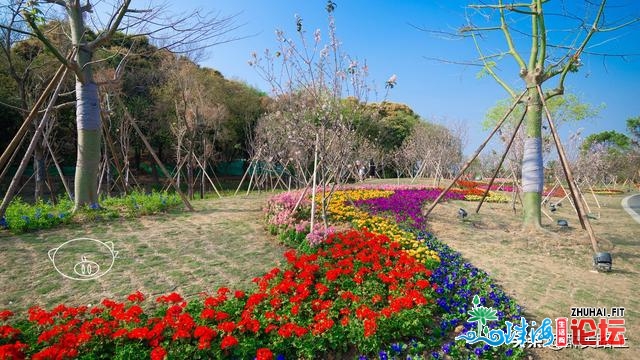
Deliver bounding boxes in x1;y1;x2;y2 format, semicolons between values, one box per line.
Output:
48;238;118;281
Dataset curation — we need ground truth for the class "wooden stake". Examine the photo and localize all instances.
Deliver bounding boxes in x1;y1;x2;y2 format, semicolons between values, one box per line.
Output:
537;85;599;254
476;107;526;213
0;69;67;218
423;89;527;218
0;64;67;177
121;103;194;211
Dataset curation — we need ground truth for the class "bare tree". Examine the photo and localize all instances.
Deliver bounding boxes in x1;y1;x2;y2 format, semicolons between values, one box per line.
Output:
423;0;639;229
12;0;240;210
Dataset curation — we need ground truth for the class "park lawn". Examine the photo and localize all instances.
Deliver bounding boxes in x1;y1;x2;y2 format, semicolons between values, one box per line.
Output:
424;188;639;360
0;193;286;313
1;180;637;359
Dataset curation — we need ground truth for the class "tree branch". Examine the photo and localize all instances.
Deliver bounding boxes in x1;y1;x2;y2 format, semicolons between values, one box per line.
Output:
89;0;132;49
471;30;517;98
555;0;606;92
498;0;527;72
22;11;78;73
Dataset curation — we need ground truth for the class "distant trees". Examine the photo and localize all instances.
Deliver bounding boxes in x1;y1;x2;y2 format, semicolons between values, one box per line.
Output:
1;0;241;210
0;1;266;205
575;118;640;184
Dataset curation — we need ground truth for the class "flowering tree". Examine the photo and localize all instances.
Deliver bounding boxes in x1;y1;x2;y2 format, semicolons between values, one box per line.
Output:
249;2;390;228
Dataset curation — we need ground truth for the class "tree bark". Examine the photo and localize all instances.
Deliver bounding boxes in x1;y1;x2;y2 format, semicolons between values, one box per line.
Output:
69;4;101;209
522;87;544;228
34;142;45;201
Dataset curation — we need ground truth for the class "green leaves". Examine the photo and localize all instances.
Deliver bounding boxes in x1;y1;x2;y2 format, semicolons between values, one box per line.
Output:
23;1;45;26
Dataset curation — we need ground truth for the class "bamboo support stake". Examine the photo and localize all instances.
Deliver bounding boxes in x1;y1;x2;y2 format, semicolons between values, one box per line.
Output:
122;105;194;211
476;107;526;213
537;85;599;254
0;69;67;218
423;89;527;218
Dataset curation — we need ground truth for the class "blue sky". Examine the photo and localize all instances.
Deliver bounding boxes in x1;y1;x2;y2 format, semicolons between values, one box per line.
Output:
171;0;640;154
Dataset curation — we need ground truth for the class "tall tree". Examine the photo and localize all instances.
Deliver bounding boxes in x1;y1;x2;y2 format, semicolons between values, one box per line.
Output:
457;0;638;229
15;0;239;210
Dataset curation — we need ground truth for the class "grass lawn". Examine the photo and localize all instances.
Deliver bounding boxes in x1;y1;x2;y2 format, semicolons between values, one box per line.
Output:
0;193;286;313
0;181;637;359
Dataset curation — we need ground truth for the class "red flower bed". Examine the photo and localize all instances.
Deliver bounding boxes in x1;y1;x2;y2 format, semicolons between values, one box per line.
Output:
0;230;436;359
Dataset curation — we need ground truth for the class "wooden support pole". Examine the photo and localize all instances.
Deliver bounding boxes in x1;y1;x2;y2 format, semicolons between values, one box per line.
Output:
101;114;129;194
192;152;222;198
121;105;194;211
423;89;527;218
537;85;599;254
0;69;66;218
0;64;67;178
476;107;526;213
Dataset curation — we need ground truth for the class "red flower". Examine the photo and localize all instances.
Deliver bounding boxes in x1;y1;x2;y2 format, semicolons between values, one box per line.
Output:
234;290;245;299
127;291;145;303
217;321;235;333
256;348;274;360
156;292;183;304
194;326;217;350
200;308;216;320
290;304;300;315
27;307;53;326
0;341;27;359
363;318;377;337
0;325;21;339
150;346;167;360
0;310;14;322
314;283;329;297
127;327;149;340
220;335;239;350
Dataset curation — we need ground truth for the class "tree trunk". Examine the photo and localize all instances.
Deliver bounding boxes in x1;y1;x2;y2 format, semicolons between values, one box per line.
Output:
521;88;544;228
34;142;45;201
69;4;101;209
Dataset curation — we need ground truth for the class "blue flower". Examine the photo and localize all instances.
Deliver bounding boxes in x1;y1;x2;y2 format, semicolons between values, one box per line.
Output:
431;352;440;359
391;343;402;353
0;217;7;228
276;355;285;360
89;203;100;210
474;347;484;356
505;348;514;357
358;355;367;360
379;351;388;360
442;342;451;354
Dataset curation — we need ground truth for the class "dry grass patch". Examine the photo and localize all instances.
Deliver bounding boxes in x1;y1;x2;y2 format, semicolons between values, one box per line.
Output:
0;193;286;313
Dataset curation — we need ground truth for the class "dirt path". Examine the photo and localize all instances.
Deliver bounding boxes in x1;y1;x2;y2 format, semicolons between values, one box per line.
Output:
427;194;639;360
0;193;286;313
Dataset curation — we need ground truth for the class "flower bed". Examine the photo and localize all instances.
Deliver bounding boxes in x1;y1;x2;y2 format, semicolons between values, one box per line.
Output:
264;186;525;359
0;230;440;359
1;186;525;359
589;189;624;195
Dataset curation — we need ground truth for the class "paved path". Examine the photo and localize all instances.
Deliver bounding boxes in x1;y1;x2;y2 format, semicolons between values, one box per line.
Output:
621;193;640;225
